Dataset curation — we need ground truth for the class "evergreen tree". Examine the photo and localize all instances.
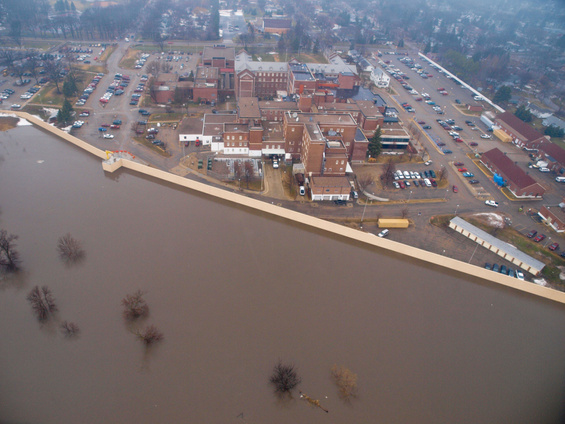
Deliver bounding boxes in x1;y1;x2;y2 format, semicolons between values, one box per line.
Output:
493;85;511;104
544;125;564;138
367;127;382;158
57;99;74;125
514;104;533;122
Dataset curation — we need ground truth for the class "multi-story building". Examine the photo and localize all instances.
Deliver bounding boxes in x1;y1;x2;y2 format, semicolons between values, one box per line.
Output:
193;66;218;103
201;45;235;96
235;51;357;100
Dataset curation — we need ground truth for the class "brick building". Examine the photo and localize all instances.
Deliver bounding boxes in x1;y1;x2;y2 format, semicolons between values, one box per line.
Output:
538;204;565;233
481;148;545;198
262;18;292;34
201;45;235;96
192;66;218;103
494;111;548;148
309;176;351;201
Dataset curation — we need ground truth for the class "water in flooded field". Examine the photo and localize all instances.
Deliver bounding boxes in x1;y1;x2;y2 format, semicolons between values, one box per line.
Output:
1;126;565;423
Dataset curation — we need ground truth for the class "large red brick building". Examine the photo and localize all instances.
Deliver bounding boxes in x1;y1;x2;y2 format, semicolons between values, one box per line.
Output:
481;148;545;199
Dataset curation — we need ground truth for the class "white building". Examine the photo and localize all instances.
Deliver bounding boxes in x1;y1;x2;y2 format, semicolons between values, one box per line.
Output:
370;67;390;88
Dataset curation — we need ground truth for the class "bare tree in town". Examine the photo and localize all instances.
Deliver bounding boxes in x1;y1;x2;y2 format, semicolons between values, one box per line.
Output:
43;58;64;94
269;360;302;395
330;364;358;400
233;160;244;189
134;324;164;346
122;290;149;320
57;233;85;264
146;61;160;77
357;173;374;192
438;166;448;182
26;286;57;321
381;159;396;188
0;229;21;272
60;321;80;337
244;160;255;188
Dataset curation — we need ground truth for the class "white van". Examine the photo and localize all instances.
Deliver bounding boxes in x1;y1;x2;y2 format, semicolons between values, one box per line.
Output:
539;167;550;173
424;178;432;187
555;176;565;183
299;185;306;195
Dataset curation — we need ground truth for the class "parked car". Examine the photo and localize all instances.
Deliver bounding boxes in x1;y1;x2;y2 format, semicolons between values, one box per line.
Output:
515;270;525;280
469;142;478;146
462;172;474;178
334;199;347;205
469;179;479;184
452;185;458;193
492;264;499;272
533;234;546;242
484;263;491;270
548;243;559;251
454;162;464;166
110;124;120;129
485;200;499;207
377;229;390;238
481;134;491;139
423;125;431;129
458;168;468;172
527;230;537;238
442;149;453;154
500;265;507;274
103;134;114;139
424;160;432;166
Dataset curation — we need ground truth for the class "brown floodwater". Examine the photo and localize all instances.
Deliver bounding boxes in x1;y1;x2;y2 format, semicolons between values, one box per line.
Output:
1;124;565;424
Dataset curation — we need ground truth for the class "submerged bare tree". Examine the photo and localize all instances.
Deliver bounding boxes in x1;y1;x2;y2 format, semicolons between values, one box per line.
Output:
331;364;358;400
270;360;302;394
134;324;164;346
122;290;149;320
57;233;85;263
60;320;80;337
0;229;21;272
26;286;57;321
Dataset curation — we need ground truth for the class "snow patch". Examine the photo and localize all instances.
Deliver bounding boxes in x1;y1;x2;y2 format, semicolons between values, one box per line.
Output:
17;118;31;126
473;212;505;228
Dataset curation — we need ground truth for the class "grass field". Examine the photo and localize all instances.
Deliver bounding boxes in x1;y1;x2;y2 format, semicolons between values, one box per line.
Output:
118;48;140;70
149;113;184;122
31;69;94;107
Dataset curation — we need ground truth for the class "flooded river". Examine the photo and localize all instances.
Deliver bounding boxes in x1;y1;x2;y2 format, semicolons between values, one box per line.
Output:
1;125;565;423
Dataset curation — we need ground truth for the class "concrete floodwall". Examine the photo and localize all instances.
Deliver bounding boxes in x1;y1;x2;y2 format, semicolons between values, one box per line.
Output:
7;109;565;305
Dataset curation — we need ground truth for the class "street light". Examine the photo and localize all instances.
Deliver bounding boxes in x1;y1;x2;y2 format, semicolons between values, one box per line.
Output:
408;190;413;202
455;204;460;215
361;199;368;228
444;189;449;200
545;237;552;248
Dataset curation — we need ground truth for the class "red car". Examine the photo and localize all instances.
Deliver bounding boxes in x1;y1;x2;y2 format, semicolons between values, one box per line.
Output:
549;243;559;251
452;185;458;193
110;124;120;129
101;123;110;127
455;138;464;143
533;234;546;243
418;120;426;124
454;162;464;166
469;142;478;146
458;168;468;172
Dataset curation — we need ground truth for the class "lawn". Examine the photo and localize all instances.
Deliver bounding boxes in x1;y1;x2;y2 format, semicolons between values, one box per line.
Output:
99;44;117;62
30;69;95;108
118;48;140;69
148;112;184;122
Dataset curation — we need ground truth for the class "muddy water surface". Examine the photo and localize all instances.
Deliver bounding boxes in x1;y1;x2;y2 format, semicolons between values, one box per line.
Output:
1;126;565;423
